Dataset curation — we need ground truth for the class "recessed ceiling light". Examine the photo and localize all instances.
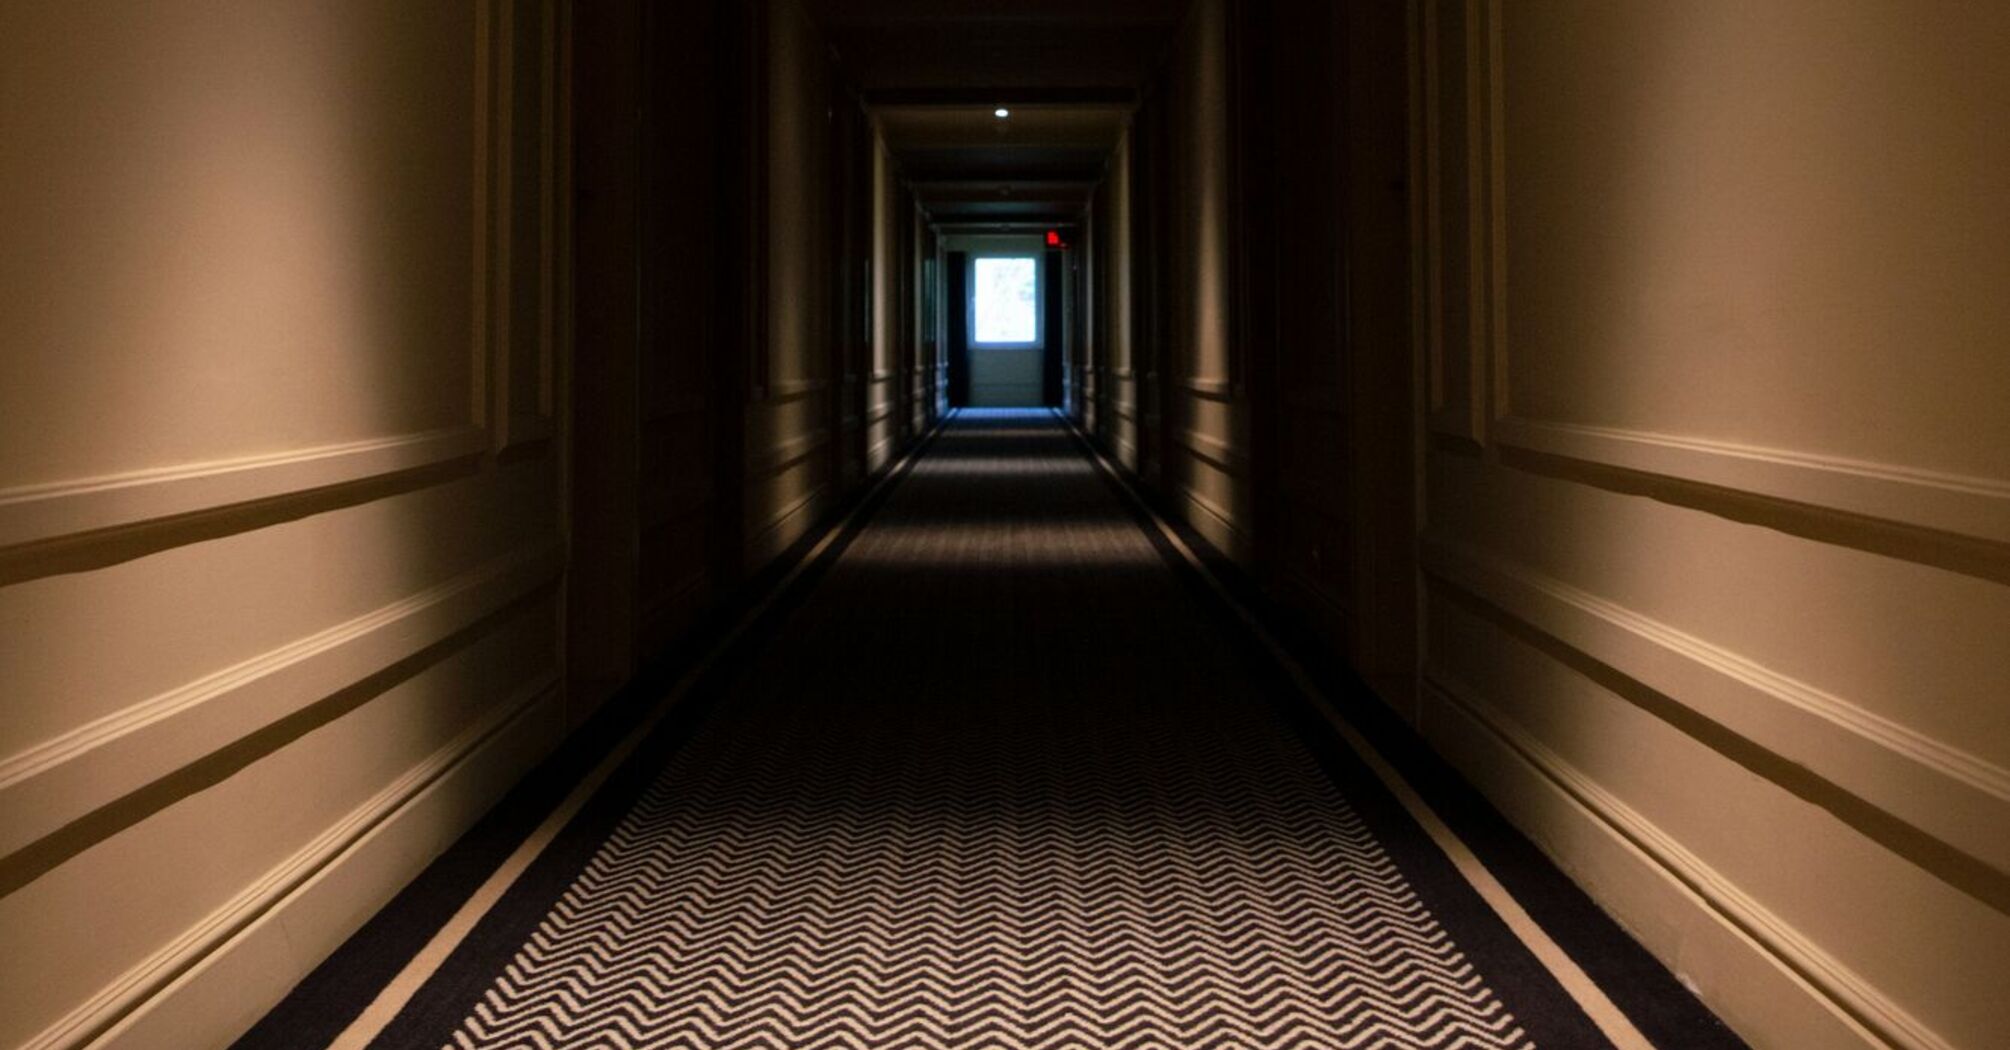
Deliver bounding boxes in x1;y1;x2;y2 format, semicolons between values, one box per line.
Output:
994;107;1010;119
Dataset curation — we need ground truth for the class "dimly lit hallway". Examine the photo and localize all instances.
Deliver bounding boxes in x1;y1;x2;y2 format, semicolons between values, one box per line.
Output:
235;411;1735;1048
5;2;2007;1048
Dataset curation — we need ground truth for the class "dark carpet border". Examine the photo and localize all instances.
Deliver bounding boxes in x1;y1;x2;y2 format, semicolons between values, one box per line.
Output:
1057;410;1745;1050
361;416;952;1048
231;415;953;1050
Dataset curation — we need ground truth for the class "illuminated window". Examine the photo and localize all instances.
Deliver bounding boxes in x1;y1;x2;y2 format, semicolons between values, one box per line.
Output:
972;256;1040;347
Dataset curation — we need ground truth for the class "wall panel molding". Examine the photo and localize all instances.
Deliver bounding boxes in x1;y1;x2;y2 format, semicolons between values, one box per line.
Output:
1414;0;1446;433
1176;376;1237;400
527;0;565;447
1177;427;1244;472
867;434;897;466
0;542;565;871
1177;484;1242;543
1423;671;1950;1050
0;5;568;1049
1477;0;1507;427
471;0;506;431
1414;1;2008;1045
1420;534;2010;890
766;378;831;402
0;426;489;555
485;0;562;453
747;428;831;477
32;674;563;1050
1419;0;1502;449
0;2;550;560
1479;0;2008;550
745;484;829;567
1491;415;2010;550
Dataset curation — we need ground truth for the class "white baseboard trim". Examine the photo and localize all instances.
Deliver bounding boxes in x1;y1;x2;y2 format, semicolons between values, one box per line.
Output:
1422;671;1943;1050
1418;534;2010;877
32;675;564;1050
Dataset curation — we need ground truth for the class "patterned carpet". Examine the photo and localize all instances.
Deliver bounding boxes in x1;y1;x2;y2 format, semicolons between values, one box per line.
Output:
309;411;1727;1049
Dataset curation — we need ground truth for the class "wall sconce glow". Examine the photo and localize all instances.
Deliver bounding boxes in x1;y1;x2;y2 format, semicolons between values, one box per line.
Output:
994;107;1010;119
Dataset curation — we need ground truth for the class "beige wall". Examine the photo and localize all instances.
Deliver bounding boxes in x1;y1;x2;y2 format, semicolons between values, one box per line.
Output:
1076;0;1252;559
1100;129;1139;468
1076;0;1238;538
1416;2;2010;1047
868;130;900;470
909;203;933;437
743;0;838;568
0;2;568;1048
1164;0;1251;561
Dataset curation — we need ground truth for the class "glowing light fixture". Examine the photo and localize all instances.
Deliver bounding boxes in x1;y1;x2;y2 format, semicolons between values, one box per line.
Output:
994;107;1010;119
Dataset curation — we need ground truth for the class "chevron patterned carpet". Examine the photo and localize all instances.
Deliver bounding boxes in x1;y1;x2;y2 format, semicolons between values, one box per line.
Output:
443;695;1530;1049
283;411;1737;1049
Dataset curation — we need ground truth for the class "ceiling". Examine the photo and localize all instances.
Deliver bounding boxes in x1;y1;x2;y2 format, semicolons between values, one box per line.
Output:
804;1;1190;224
875;104;1127;221
805;1;1189;97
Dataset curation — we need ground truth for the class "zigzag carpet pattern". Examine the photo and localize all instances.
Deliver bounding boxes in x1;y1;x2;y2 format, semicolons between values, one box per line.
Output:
423;413;1555;1049
446;696;1528;1049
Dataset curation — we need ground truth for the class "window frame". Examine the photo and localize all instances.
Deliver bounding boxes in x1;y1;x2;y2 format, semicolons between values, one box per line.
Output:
967;253;1045;350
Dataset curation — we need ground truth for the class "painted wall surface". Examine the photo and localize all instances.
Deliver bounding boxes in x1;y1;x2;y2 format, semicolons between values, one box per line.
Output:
1096;130;1139;469
868;131;901;469
0;2;568;1048
968;349;1045;408
909;206;933;438
1164;0;1251;561
1416;3;2010;1047
1073;0;1248;558
743;0;837;568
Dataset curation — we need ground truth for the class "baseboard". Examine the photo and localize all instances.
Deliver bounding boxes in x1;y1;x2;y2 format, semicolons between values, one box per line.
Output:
1058;408;1878;1049
211;412;955;1050
1173;483;1249;562
1418;533;2010;883
1421;672;1930;1050
0;542;566;870
47;677;566;1050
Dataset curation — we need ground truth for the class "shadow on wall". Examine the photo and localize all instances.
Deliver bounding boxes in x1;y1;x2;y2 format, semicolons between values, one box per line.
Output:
0;4;570;1049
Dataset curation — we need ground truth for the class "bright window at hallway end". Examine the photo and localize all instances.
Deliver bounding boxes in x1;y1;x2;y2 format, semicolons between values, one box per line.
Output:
972;256;1040;346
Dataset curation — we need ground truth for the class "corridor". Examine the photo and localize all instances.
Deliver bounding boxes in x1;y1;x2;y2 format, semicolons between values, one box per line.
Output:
237;411;1732;1048
3;2;2007;1049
